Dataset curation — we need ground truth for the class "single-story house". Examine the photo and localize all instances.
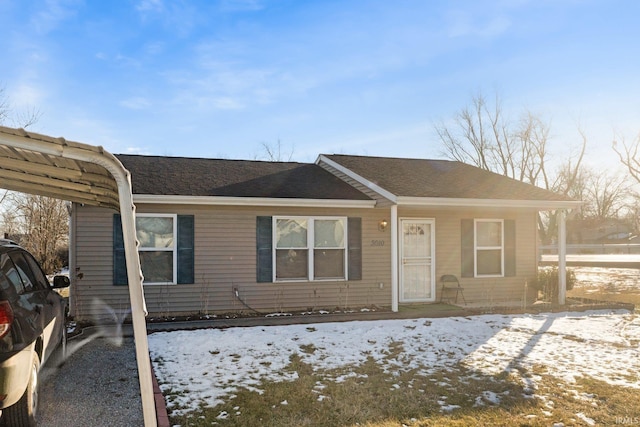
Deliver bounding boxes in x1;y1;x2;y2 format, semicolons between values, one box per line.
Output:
68;153;581;320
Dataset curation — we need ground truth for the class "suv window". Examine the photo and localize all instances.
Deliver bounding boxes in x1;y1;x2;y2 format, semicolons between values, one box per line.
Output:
8;251;49;292
23;252;50;290
1;252;25;294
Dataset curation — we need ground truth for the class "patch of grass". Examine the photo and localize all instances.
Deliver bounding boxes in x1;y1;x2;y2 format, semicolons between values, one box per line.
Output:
299;344;317;354
166;352;640;427
568;267;640;311
568;287;640;308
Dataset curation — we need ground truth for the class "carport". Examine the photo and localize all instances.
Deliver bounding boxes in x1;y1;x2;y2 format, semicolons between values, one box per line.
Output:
0;125;156;426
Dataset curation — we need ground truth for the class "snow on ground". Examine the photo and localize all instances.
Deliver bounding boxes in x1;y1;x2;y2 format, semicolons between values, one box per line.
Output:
148;309;640;417
572;267;639;293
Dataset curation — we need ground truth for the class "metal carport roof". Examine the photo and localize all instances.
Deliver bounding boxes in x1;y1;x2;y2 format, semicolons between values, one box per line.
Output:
0;125;157;426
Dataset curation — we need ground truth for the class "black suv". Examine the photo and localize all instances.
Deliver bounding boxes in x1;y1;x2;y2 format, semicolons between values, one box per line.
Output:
0;239;69;426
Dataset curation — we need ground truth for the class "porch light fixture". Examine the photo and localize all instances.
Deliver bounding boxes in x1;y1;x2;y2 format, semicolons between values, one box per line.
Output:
378;219;388;231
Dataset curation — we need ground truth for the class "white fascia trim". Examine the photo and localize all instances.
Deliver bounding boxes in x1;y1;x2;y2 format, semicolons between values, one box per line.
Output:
396;196;583;210
316;155;398;203
133;194;376;208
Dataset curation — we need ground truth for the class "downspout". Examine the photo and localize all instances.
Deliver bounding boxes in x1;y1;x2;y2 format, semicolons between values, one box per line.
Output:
391;204;399;312
557;209;567;305
68;203;77;318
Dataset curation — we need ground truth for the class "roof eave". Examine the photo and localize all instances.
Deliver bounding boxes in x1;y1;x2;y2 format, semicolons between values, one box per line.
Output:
397;196;583;210
316;154;398;203
132;194;377;208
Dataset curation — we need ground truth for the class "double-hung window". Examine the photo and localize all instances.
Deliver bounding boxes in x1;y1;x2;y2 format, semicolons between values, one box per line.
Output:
474;219;504;277
113;213;194;286
274;216;347;281
136;214;177;284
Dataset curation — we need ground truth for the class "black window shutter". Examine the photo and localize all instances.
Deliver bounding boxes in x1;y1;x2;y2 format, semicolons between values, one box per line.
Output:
113;214;128;286
256;216;273;283
177;215;195;284
347;217;362;280
504;219;516;277
461;219;474;278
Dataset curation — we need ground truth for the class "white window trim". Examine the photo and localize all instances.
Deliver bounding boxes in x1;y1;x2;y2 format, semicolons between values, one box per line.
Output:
137;213;178;285
273;216;348;282
474;218;504;278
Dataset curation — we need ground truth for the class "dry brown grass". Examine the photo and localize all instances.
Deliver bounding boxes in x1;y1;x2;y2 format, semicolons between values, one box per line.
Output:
568;286;640;308
167;355;640;427
568;266;640;309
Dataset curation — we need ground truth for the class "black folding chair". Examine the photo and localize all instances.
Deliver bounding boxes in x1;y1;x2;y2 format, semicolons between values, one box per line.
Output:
439;274;466;305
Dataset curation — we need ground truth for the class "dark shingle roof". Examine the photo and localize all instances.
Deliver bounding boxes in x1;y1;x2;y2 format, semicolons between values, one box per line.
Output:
115;154;371;200
324;154;574;202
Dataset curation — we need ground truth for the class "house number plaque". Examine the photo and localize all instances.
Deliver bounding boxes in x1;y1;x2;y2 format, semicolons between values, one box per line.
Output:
370;240;385;247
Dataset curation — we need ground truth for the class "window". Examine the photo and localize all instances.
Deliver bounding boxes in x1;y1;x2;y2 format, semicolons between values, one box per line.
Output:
137;214;177;284
475;219;504;277
274;217;347;281
461;218;515;278
113;214;194;286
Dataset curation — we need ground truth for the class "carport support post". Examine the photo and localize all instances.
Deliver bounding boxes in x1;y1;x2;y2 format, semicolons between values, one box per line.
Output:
119;201;157;426
558;209;567;305
391;204;399;312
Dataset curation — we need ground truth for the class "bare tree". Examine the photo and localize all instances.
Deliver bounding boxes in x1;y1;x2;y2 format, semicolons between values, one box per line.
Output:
581;169;632;220
613;133;640;184
0;85;42;129
435;92;558;187
0;85;66;274
256;139;294;162
3;193;69;274
0;87;8;124
623;195;640;235
435;92;586;243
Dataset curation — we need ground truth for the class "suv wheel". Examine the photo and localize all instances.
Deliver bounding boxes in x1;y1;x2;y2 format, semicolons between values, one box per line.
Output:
4;352;40;427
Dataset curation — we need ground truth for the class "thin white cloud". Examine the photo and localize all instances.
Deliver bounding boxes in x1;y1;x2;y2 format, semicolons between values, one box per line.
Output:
30;0;82;34
163;56;282;112
295;123;435;162
211;97;244;110
134;0;197;37
144;41;165;56
446;9;512;38
219;0;265;12
136;0;164;14
125;146;152;155
120;97;151;110
9;83;46;108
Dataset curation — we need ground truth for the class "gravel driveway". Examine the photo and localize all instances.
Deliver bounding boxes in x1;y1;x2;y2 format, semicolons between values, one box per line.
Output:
38;336;144;426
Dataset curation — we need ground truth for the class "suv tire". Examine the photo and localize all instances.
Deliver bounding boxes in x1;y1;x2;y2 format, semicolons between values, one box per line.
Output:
4;352;40;427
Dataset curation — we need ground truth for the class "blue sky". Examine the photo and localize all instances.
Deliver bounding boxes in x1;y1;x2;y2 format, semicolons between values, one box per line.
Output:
1;0;639;168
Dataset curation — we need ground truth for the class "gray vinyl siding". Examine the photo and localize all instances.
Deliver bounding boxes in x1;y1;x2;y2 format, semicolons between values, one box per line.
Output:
69;205;133;318
71;203;391;320
71;203;541;320
399;207;538;305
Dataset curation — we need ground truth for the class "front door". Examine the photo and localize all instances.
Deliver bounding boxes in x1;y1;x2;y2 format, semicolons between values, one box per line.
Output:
400;219;435;302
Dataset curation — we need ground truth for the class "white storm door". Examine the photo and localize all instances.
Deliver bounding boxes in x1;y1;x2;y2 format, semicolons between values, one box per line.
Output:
400;219;435;302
